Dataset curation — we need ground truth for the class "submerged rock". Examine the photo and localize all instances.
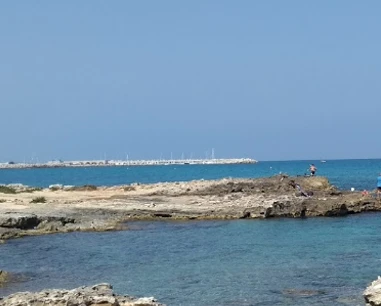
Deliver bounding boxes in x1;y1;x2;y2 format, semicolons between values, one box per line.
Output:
0;270;10;285
0;283;164;306
282;288;325;297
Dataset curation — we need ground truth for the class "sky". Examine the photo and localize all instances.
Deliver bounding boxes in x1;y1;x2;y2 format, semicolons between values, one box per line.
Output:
1;1;381;162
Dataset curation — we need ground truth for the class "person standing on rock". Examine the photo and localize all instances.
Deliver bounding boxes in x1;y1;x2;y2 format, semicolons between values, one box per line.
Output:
309;164;317;176
377;173;381;199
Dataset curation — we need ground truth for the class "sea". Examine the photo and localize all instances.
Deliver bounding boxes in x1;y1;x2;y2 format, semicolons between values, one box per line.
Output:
1;159;381;306
0;159;381;190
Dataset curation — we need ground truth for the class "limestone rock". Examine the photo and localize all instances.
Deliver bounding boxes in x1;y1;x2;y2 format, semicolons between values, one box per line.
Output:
364;276;381;305
0;283;165;306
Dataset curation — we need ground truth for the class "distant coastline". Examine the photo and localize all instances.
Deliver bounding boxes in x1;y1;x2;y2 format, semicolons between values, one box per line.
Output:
0;158;257;169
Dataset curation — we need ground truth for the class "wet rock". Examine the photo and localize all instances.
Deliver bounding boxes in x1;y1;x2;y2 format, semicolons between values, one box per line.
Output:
324;203;349;216
0;283;165;306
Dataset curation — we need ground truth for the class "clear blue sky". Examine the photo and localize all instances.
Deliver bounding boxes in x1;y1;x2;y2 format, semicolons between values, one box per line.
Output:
1;1;380;162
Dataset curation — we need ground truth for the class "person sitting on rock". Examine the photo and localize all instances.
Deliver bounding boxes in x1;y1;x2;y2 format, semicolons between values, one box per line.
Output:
289;180;310;197
309;164;317;176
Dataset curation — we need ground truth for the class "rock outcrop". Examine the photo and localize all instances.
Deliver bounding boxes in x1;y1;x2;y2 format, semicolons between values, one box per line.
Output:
364;277;381;305
0;214;75;230
144;175;333;197
0;283;164;306
0;213;118;241
1;175;380;241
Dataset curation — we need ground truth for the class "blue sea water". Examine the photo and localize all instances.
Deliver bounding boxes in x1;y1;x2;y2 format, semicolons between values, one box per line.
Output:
1;215;381;305
0;159;381;190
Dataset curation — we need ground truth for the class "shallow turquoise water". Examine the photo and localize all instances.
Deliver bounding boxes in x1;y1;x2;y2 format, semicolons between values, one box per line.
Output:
0;159;381;190
1;214;381;305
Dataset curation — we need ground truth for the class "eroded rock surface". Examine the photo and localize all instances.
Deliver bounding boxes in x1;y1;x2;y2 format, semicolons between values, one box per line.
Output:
0;283;164;306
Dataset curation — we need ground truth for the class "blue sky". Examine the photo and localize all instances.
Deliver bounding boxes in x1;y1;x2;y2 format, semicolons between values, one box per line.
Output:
1;1;380;162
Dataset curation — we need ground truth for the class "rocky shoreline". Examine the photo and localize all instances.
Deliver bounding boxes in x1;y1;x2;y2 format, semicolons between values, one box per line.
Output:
1;176;381;305
1;175;380;241
0;283;164;306
1;277;381;305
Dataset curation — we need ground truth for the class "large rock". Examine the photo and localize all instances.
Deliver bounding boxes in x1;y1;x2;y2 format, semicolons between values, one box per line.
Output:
364;276;381;305
0;283;165;306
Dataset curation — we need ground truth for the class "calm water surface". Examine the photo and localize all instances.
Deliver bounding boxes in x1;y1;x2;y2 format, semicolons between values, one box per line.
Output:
1;214;381;305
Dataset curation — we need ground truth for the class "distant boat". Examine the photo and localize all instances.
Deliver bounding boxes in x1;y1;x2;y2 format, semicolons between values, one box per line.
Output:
321;160;327;163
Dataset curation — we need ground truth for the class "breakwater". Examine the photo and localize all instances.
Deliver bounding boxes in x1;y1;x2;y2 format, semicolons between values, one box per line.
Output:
0;158;256;169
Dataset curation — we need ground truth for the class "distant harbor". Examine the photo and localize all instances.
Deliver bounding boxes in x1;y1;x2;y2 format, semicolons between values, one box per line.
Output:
0;158;257;169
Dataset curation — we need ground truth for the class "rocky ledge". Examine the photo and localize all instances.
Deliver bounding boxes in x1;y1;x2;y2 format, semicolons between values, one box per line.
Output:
1;175;380;241
0;283;164;306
